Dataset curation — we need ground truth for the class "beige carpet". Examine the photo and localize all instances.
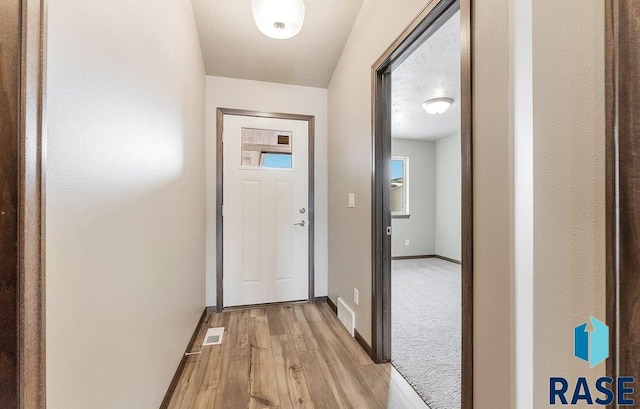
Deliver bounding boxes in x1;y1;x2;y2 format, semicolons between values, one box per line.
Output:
391;258;461;409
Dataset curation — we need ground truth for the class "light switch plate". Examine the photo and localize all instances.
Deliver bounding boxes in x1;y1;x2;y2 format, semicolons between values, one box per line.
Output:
354;288;359;305
348;193;355;208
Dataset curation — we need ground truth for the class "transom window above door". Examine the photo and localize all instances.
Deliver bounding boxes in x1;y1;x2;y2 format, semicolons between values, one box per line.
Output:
241;127;293;169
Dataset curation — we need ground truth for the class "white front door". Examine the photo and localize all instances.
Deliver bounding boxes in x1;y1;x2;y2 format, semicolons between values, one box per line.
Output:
223;114;309;307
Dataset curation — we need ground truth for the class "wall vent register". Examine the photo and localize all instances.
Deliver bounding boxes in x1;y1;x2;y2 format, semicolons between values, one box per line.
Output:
337;297;356;337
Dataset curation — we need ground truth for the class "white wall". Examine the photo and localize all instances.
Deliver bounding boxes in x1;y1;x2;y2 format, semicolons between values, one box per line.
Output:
205;76;329;306
46;1;206;408
531;0;605;405
471;1;515;407
391;139;436;257
510;0;534;405
435;134;462;261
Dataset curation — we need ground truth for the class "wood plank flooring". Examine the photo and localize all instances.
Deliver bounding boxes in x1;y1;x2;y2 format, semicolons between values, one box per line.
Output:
166;303;429;409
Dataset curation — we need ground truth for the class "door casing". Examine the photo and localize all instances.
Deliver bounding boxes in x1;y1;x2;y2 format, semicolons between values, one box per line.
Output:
370;0;473;408
605;0;640;393
1;0;47;407
215;108;315;312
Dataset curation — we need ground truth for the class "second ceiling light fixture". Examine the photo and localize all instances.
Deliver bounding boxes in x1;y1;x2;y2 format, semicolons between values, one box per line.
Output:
422;97;454;115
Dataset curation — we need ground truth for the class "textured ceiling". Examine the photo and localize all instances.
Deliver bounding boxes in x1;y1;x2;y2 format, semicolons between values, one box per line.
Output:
392;11;460;141
191;0;364;88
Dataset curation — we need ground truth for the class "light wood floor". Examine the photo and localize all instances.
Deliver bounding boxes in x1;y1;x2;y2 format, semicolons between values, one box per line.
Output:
166;302;429;409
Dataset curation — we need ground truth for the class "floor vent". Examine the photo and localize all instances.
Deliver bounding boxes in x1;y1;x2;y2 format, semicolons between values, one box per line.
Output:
337;297;355;337
202;327;225;346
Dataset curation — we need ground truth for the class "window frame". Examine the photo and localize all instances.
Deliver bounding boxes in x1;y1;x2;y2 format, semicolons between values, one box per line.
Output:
239;127;295;171
391;156;410;217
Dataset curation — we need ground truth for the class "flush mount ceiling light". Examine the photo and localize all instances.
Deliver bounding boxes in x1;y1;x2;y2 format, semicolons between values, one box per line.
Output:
422;97;454;115
252;0;306;40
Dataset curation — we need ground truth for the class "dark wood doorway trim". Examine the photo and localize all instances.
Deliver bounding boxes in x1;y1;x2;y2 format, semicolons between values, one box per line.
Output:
215;108;315;312
1;0;47;407
605;0;640;392
371;0;473;408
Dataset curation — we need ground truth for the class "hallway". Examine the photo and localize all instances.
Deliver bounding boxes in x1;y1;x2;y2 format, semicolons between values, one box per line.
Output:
166;303;429;409
0;0;617;407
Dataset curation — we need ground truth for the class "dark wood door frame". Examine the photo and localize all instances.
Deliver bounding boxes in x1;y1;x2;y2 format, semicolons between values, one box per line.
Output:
0;0;47;408
215;108;316;312
371;0;473;408
605;0;640;395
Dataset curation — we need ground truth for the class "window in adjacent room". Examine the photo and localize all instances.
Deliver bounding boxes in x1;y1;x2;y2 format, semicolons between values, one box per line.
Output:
391;156;409;216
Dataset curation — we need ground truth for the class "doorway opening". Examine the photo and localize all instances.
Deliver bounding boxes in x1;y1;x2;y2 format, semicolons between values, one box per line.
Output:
371;0;472;408
215;109;315;311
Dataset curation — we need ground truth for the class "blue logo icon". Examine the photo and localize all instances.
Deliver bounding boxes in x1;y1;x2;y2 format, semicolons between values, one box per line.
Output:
549;317;632;405
574;316;609;368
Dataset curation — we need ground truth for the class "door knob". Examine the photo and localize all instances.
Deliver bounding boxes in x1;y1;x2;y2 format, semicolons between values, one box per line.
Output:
294;220;306;227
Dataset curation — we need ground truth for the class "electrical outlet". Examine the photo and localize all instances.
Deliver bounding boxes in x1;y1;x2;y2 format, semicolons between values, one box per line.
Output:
348;193;355;208
354;288;359;306
405;239;410;246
